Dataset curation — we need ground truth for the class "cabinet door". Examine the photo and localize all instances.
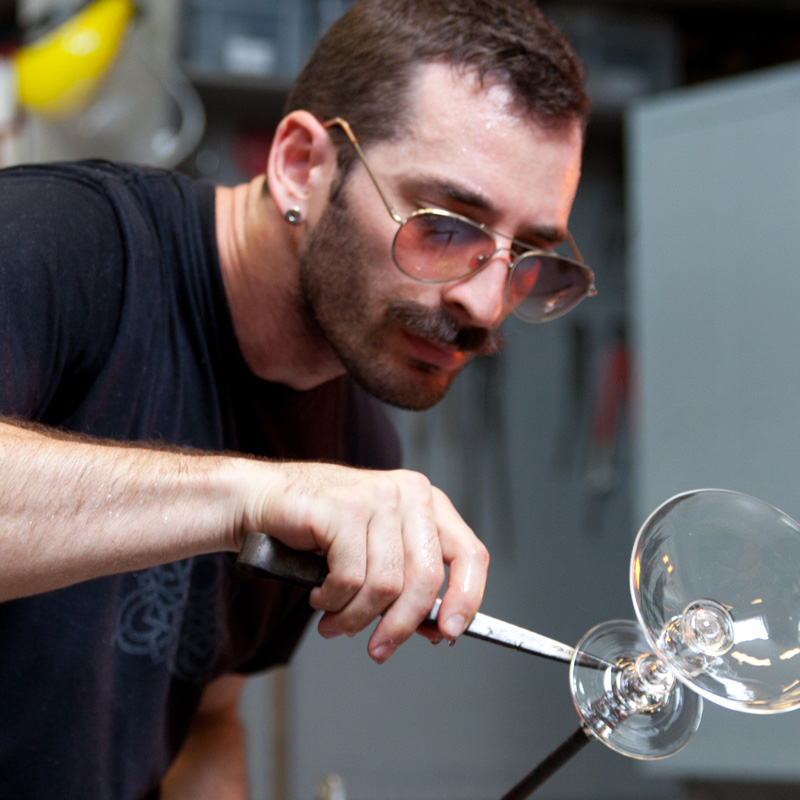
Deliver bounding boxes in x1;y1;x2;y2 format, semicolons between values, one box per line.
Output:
629;62;800;780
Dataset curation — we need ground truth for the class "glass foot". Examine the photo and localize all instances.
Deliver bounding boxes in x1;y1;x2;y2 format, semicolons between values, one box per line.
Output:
570;620;702;759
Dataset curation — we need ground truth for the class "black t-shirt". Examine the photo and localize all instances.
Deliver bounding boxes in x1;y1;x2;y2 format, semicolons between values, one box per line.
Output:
0;160;400;799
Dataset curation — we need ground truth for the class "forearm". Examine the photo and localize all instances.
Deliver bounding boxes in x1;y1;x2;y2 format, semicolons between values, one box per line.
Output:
161;718;248;800
0;418;254;600
161;675;249;800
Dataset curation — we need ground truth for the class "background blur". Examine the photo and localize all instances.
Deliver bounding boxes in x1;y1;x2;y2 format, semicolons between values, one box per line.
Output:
4;1;800;798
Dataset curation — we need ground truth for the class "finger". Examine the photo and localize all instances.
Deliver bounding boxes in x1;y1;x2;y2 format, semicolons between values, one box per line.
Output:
308;512;369;617
416;619;444;644
367;477;446;662
430;487;489;641
315;503;405;639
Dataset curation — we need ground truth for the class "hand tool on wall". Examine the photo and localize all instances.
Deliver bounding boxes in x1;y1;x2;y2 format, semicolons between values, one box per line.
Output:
552;319;591;474
585;322;630;497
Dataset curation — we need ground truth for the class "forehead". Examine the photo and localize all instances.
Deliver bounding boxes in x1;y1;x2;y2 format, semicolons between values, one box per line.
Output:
368;62;583;231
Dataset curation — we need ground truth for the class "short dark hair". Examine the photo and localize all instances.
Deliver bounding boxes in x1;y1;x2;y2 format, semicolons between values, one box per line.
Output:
286;0;589;172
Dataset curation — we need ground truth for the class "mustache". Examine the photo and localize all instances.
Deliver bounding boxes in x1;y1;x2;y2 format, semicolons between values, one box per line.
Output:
386;301;505;356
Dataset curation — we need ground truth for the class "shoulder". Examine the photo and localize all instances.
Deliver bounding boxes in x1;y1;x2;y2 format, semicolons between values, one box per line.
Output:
0;160;216;283
0;160;209;233
0;162;133;284
0;161;121;233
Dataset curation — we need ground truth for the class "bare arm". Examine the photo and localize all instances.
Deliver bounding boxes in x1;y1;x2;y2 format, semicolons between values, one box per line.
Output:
0;418;247;601
1;417;489;661
161;674;249;800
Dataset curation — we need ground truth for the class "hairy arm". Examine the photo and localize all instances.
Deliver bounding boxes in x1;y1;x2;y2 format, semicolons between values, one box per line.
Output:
0;418;249;601
1;416;489;661
161;674;249;800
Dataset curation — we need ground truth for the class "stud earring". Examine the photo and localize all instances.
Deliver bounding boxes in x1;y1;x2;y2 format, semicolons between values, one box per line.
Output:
285;207;303;225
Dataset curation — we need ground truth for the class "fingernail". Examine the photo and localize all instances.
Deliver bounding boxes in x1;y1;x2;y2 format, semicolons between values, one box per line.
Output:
371;642;395;663
442;614;466;639
317;620;339;639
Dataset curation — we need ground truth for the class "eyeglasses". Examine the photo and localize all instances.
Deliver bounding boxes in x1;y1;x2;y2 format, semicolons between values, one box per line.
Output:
323;117;596;323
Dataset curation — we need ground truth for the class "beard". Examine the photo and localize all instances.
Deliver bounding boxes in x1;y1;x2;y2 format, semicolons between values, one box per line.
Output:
298;186;504;411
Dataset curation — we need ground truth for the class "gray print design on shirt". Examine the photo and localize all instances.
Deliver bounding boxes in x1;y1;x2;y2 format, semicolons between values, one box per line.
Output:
113;557;223;682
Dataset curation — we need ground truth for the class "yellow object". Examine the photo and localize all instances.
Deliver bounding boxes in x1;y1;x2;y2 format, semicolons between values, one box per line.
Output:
13;0;136;117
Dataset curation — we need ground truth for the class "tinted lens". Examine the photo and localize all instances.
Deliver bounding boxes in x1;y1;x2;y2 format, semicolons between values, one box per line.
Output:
510;254;592;322
392;210;496;281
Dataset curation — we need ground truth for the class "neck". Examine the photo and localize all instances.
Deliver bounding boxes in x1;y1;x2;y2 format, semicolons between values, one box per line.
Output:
214;178;345;390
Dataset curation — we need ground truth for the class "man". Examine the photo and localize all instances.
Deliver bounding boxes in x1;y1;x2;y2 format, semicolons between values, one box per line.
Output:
0;0;592;797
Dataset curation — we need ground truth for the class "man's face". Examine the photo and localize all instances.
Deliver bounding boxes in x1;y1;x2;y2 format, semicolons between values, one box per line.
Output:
299;63;583;410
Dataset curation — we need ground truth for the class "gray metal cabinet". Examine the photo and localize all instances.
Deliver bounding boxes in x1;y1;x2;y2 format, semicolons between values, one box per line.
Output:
629;60;800;782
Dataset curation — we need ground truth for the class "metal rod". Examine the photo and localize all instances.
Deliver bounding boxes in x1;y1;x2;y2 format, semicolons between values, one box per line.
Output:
237;532;609;669
498;726;592;800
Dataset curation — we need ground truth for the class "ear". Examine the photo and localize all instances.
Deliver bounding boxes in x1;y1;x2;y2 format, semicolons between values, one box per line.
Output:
266;110;336;222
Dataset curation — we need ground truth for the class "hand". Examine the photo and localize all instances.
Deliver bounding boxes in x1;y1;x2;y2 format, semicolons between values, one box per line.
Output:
240;462;489;663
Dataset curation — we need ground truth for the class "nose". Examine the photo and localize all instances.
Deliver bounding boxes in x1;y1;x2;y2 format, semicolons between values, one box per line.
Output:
439;254;512;329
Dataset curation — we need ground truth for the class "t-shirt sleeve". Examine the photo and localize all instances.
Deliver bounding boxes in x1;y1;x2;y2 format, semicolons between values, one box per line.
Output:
0;168;125;420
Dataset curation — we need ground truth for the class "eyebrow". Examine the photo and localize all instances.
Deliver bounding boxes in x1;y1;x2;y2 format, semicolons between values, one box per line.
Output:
397;174;568;248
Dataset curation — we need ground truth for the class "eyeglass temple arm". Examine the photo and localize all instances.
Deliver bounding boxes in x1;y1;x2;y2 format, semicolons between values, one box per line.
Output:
323;117;406;226
566;230;584;264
